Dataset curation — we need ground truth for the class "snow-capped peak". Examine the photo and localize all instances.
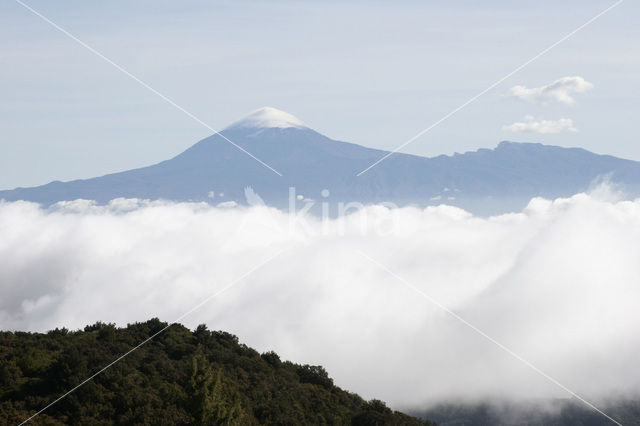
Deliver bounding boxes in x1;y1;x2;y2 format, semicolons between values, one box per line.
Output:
226;107;307;130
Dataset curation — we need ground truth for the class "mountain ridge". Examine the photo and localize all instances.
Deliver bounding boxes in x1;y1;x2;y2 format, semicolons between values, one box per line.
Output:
3;108;640;215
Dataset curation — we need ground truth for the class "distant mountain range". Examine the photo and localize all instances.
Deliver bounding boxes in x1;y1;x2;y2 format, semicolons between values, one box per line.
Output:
3;107;640;215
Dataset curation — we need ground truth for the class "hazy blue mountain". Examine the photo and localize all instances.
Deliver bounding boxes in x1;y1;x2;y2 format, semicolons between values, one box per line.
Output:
3;107;640;215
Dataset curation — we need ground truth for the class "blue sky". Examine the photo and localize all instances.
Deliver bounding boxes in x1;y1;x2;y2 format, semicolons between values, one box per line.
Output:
1;0;638;189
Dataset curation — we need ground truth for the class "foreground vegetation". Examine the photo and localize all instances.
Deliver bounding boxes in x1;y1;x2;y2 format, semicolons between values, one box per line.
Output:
0;319;434;425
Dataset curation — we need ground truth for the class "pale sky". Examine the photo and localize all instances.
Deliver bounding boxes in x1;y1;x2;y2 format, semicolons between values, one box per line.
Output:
1;0;639;189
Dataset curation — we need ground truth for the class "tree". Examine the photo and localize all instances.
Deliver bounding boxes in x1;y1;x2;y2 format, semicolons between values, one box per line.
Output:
189;351;248;425
296;364;333;389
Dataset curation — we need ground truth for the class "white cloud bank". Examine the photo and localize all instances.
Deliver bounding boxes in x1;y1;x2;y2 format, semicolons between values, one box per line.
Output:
503;115;578;134
507;76;593;105
1;194;640;409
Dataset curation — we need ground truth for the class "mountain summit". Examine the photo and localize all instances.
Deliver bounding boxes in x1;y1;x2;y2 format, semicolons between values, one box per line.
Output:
3;108;640;214
225;107;307;130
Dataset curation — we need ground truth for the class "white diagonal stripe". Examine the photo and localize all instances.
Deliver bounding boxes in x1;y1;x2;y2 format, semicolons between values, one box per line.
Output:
14;0;283;177
357;0;624;176
18;246;290;425
356;249;623;426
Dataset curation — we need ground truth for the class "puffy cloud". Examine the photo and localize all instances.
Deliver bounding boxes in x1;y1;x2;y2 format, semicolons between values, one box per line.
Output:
503;115;578;133
507;76;593;105
1;192;640;410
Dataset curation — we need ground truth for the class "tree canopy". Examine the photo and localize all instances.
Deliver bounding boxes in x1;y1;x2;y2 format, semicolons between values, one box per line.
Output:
0;319;435;425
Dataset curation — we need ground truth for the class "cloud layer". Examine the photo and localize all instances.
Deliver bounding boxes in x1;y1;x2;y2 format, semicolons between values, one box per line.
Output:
507;76;593;105
1;194;640;409
503;115;578;133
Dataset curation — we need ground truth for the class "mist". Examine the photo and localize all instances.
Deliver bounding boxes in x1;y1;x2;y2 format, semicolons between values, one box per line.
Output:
1;190;639;410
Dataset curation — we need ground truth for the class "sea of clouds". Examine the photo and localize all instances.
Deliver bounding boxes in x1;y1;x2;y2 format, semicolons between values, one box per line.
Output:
1;189;639;409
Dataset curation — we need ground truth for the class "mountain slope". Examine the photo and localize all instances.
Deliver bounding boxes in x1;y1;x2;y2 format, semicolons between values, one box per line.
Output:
0;319;433;425
3;107;640;214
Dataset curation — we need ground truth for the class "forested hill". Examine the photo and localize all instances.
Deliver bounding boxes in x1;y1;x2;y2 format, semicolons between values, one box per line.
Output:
0;319;434;425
